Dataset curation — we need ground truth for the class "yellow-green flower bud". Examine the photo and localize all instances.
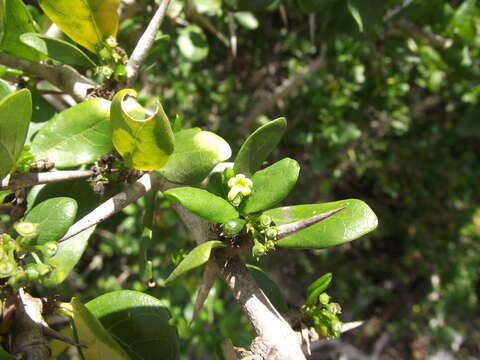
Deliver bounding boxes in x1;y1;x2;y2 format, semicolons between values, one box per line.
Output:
319;292;330;305
14;222;39;238
43;242;58;257
265;227;279;240
0;261;15;277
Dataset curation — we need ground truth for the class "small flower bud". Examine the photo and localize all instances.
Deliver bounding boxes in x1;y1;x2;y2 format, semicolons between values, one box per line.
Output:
43;242;58;257
319;292;331;305
230;194;243;207
328;302;342;315
14;222;38;238
265;240;275;250
258;215;272;228
265;227;279;240
0;261;15;277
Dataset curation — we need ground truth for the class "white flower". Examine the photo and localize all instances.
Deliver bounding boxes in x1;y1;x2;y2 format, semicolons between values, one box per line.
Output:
227;174;253;201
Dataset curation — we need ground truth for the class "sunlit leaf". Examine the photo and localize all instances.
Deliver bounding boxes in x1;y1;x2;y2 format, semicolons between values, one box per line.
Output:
265;199;378;249
177;25;209;62
111;89;175;170
43;227;95;287
241;158;299;214
165;241;225;284
20;33;96;67
66;298;130;360
234;117;287;176
86;291;180;360
31;98;111;168
37;0;120;53
0;89;31;179
24;197;77;244
0;0;43;61
158;128;231;184
164;187;238;223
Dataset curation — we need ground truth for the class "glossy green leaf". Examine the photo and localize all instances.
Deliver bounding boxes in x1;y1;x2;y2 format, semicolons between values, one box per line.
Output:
234;117;287;176
158;128;231;184
306;273;332;306
0;79;13;101
164;187;238;223
43;226;95;287
68;298;130;360
0;0;43;61
165;241;226;284
241;158;299;214
20;33;96;67
111;89;175;170
86;291;180;360
31;98;111;168
246;264;288;312
0;89;31;179
177;25;209;62
24;197;77;244
265;199;378;249
37;0;120;53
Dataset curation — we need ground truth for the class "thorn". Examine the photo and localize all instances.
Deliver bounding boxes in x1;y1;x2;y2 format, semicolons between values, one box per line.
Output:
341;321;363;333
190;258;219;325
276;207;346;240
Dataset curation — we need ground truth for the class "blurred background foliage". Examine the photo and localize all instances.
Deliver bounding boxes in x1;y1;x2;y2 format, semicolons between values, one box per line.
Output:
9;0;480;358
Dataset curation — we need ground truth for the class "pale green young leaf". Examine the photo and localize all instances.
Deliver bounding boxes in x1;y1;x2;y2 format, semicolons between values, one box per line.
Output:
111;89;175;170
165;241;225;284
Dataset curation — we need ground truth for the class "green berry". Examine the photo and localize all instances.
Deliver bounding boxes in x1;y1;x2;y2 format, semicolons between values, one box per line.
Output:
258;215;272;228
221;219;246;237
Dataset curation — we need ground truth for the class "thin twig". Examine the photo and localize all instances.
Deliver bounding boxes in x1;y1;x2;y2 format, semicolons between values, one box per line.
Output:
395;19;452;49
0;53;94;102
126;0;171;86
59;172;164;242
240;46;327;136
0;170;94;191
276;207;345;240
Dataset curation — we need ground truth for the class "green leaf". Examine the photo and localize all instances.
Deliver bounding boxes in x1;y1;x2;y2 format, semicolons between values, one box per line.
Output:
158;128;231;184
234;12;259;29
0;190;12;203
0;79;13;102
246;264;288;312
24;197;77;244
234;117;287;176
111;89;175;170
30;98;111;168
67;298;130;360
165;241;225;284
0;0;43;61
241;158;299;214
265;199;378;249
306;273;332;306
43;226;95;286
0;89;31;179
177;25;209;62
347;0;363;32
86;291;180;360
20;33;96;67
163;187;238;223
37;0;120;53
